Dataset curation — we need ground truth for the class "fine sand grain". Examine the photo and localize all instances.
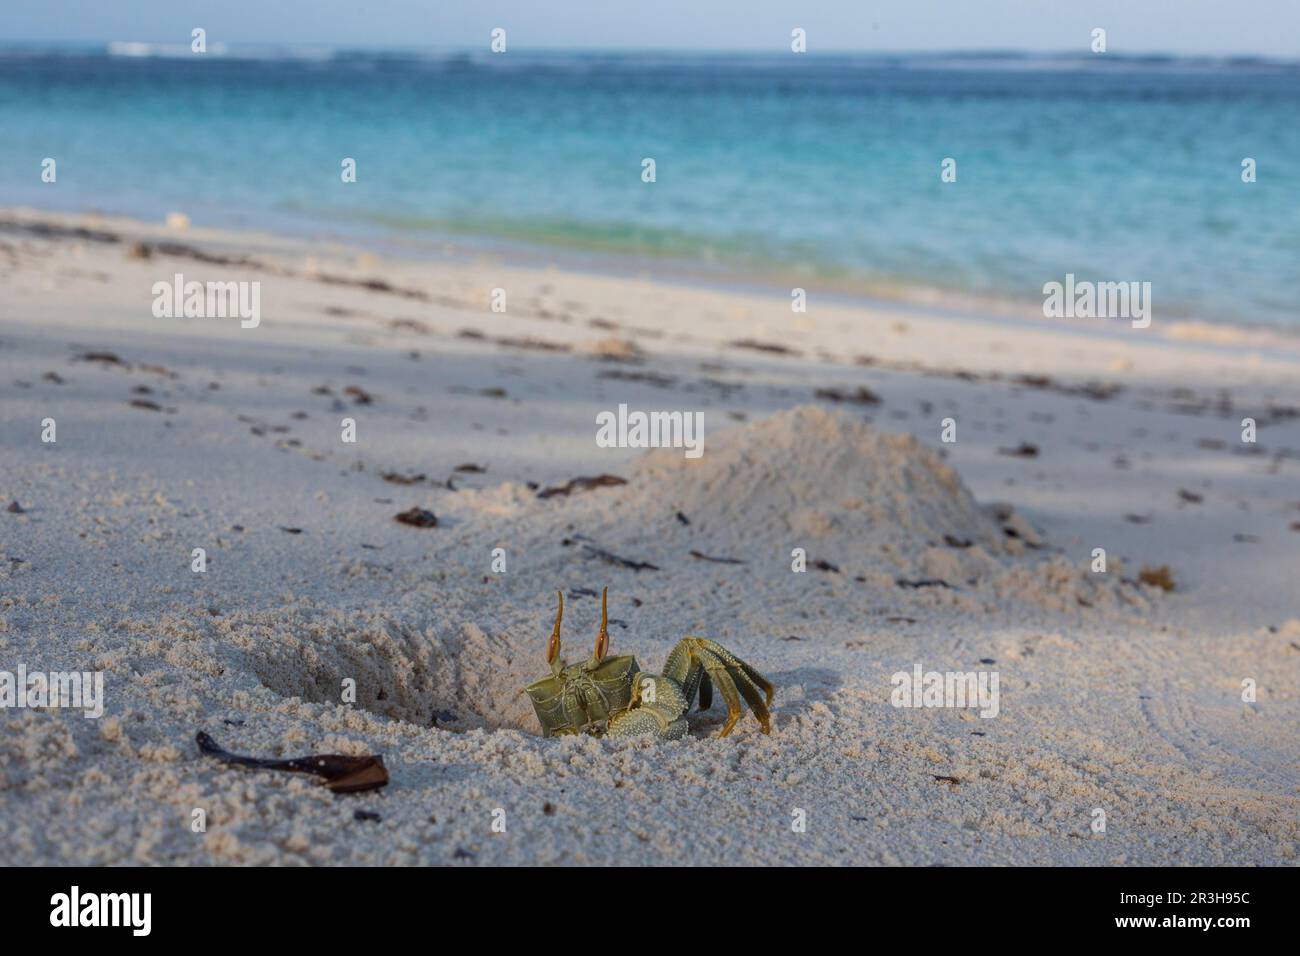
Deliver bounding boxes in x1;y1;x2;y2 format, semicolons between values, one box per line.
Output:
1;209;1297;865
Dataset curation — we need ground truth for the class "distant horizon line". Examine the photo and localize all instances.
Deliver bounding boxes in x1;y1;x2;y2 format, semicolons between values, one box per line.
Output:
1;40;1296;63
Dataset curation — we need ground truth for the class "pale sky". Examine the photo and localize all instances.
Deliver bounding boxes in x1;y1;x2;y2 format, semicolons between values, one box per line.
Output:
4;0;1299;57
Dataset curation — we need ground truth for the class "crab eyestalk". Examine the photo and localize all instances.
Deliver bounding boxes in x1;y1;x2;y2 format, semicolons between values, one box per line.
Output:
546;590;564;675
591;586;609;663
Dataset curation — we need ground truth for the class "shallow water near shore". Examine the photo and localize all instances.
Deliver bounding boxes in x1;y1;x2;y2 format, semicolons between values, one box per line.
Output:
2;46;1298;327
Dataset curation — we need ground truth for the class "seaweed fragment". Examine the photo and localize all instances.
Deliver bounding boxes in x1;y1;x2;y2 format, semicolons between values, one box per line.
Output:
582;544;658;572
730;338;802;356
381;471;426;485
814;386;881;406
689;549;746;565
566;535;658;571
77;351;126;366
537;474;627;499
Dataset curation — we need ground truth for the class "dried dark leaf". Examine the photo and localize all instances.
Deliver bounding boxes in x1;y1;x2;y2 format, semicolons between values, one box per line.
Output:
195;731;389;793
1137;565;1176;592
394;507;438;528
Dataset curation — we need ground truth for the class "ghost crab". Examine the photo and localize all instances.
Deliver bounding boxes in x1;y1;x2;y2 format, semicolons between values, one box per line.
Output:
523;588;774;739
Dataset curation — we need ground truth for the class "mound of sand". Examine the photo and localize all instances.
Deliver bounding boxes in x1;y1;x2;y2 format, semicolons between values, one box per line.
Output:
627;405;1003;550
499;406;1153;617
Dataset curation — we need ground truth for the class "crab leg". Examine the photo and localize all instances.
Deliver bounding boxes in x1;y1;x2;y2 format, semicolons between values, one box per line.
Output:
705;654;746;736
664;638;774;736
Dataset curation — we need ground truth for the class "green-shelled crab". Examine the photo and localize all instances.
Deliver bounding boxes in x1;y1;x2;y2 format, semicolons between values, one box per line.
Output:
524;588;774;739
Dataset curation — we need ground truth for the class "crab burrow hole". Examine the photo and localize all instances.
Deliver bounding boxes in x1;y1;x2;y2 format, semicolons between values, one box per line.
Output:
230;609;538;732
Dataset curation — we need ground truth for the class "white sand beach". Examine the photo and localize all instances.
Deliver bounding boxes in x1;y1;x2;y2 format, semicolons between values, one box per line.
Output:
1;208;1297;865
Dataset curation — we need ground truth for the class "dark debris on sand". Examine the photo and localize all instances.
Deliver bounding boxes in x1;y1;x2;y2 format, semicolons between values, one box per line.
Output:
394;508;438;528
537;474;627;500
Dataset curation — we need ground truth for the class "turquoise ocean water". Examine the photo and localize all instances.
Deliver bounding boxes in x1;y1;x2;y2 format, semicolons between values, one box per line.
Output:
1;46;1297;327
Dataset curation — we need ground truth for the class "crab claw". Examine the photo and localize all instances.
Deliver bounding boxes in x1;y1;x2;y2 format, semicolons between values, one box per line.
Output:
593;587;610;662
546;590;563;666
